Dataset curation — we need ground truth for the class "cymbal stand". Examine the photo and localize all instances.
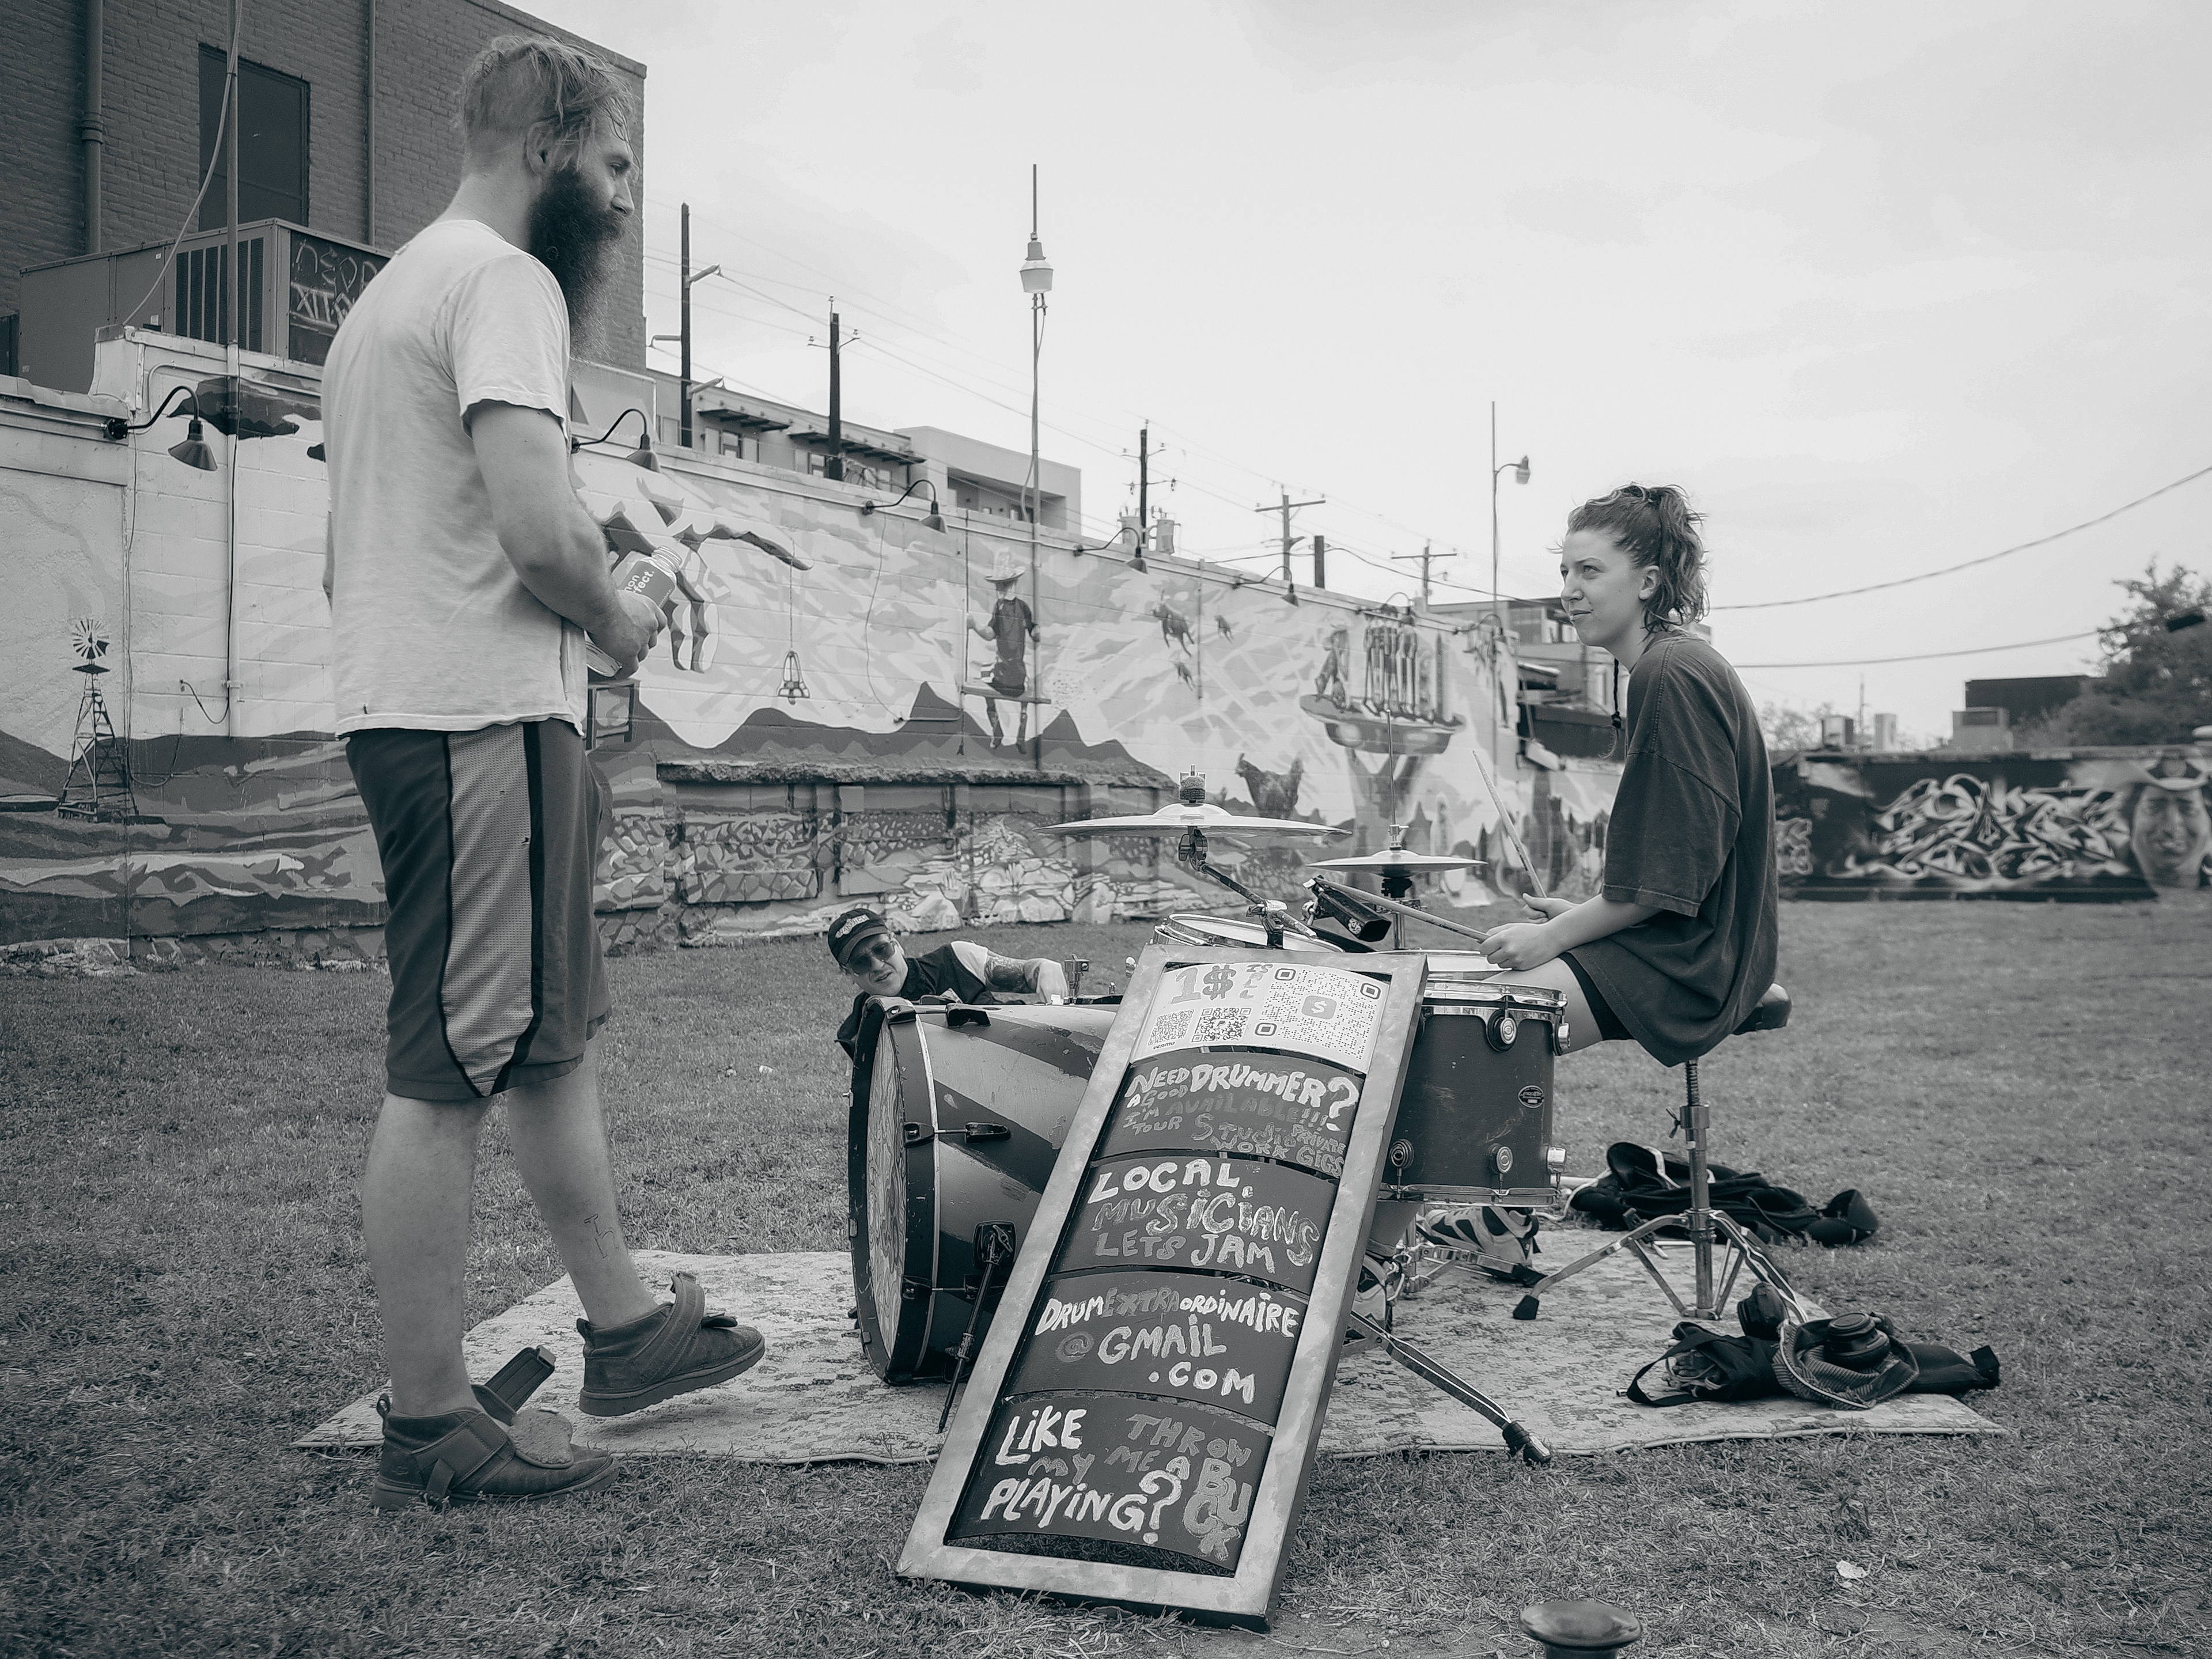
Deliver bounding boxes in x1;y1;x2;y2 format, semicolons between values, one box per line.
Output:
1306;876;1494;950
1346;1309;1551;1463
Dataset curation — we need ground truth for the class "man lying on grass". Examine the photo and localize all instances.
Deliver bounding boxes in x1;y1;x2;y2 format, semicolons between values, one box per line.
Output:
829;906;1070;1060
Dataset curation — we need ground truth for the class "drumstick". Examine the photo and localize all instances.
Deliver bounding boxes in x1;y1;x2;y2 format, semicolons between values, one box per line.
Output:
1465;729;1548;902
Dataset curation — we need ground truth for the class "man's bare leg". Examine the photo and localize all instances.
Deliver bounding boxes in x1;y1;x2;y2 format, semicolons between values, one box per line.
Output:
503;1035;661;1331
361;1093;493;1418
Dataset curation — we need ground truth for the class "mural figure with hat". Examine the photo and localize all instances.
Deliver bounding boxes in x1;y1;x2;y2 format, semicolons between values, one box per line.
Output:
968;552;1039;748
827;907;1069;1060
2131;756;2211;889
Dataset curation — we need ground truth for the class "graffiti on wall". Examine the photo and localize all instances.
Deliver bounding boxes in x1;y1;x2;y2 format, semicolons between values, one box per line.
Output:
1774;752;2209;899
0;338;1619;952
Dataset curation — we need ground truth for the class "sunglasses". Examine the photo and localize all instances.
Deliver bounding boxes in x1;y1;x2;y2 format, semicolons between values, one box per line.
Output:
846;937;899;972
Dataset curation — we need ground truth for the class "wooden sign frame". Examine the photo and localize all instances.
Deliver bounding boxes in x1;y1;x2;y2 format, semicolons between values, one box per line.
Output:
899;945;1429;1628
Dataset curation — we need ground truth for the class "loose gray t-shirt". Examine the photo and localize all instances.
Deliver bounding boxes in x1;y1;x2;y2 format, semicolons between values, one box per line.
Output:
1570;634;1779;1067
324;219;586;735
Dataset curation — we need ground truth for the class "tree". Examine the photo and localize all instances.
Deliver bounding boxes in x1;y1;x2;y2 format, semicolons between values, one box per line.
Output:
2017;562;2212;747
1759;700;1836;754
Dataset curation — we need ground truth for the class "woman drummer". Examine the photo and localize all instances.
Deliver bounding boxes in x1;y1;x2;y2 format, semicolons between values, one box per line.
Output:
1477;484;1779;1067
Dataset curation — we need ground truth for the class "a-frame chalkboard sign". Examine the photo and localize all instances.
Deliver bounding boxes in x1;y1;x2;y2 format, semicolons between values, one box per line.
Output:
900;944;1429;1628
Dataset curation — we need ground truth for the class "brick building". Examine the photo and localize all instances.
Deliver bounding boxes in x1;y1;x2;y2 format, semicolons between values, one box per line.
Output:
4;0;647;377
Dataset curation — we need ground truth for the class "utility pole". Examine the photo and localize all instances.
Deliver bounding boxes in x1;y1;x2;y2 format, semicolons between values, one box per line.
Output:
825;298;843;481
1256;488;1325;584
1312;534;1327;590
680;204;690;449
1134;423;1171;559
1393;541;1437;606
1138;422;1150;558
673;203;719;449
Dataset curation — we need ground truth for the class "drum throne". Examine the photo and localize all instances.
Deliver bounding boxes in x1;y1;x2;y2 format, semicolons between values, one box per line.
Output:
1507;983;1815;1325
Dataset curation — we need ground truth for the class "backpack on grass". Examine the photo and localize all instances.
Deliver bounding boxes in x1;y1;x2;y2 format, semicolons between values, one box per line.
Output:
1570;1141;1879;1246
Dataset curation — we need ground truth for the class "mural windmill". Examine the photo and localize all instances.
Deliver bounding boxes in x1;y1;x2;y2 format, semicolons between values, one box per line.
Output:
1300;605;1463;850
58;618;141;820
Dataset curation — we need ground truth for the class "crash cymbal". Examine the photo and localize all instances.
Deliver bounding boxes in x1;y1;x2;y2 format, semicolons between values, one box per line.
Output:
1308;848;1487;872
1046;804;1344;841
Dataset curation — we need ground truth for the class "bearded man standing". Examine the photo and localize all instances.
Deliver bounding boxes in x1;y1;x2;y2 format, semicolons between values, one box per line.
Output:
324;36;764;1512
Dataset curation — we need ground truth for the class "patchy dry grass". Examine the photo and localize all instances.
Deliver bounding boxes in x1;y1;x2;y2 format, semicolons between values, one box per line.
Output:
2;900;2209;1657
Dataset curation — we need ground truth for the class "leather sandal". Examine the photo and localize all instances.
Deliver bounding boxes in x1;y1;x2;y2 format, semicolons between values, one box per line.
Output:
369;1401;615;1511
576;1271;766;1418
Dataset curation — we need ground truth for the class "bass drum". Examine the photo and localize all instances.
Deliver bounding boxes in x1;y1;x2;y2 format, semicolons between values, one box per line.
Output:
847;999;1113;1384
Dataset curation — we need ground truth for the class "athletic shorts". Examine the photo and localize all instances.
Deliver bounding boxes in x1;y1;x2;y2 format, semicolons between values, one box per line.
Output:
347;720;611;1103
1562;950;1632;1044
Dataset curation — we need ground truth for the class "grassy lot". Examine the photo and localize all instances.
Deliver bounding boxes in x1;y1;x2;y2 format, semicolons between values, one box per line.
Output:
3;897;2209;1658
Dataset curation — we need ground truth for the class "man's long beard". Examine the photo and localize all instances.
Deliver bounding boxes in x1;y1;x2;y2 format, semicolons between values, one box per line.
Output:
527;166;626;340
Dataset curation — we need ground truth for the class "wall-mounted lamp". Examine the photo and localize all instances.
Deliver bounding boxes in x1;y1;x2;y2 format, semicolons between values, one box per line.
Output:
103;385;217;471
571;408;659;472
859;478;946;533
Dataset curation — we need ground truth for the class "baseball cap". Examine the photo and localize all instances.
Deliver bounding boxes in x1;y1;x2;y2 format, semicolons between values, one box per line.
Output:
826;906;896;969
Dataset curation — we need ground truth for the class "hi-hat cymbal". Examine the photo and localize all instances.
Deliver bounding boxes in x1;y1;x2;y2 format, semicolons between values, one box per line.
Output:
1309;848;1487;872
1046;804;1344;842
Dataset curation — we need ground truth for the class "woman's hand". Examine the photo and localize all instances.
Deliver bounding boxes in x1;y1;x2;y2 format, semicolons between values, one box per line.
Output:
1478;920;1560;972
1521;895;1576;920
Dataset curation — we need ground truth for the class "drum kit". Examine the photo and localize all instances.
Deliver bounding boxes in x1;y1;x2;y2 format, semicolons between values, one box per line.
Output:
846;775;1573;1450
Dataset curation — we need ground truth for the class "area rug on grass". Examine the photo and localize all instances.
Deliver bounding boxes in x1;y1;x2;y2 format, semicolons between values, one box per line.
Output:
297;1243;2002;1461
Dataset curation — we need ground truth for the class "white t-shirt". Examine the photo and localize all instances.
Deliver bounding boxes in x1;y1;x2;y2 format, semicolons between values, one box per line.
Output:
324;219;588;735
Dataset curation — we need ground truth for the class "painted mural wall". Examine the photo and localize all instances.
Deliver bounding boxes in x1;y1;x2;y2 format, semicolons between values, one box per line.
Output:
0;335;1620;956
1774;750;2210;900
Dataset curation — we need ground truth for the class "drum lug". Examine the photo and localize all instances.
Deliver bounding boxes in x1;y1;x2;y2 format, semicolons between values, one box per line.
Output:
945;1006;991;1028
902;1122;933;1147
961;1122;1012;1142
902;1277;933;1302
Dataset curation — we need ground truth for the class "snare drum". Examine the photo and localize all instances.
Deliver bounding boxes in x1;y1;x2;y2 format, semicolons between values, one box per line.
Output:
1150;913;1344;952
1382;978;1566;1204
846;999;1112;1384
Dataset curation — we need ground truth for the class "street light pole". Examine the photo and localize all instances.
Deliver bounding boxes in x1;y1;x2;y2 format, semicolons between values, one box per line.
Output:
1489;400;1532;619
1488;400;1532;777
1020;166;1055;769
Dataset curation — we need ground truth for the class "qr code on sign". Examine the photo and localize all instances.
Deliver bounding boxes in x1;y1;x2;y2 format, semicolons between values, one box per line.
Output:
1147;1009;1192;1047
1193;1007;1249;1044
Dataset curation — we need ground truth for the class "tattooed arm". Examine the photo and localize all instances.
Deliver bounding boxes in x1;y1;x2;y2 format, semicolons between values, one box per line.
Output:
951;941;1070;1001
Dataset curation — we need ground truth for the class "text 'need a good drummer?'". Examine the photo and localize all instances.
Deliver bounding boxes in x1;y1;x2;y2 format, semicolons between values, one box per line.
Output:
1103;1050;1364;1178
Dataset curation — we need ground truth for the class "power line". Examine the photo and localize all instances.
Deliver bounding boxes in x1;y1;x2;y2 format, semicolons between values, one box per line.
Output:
1713;463;2212;611
1733;630;2100;669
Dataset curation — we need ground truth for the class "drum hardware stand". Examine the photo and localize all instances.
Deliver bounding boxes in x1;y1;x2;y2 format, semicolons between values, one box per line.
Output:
1176;825;1318;950
1344;1309;1551;1464
1306;876;1493;952
1507;1056;1815;1326
938;1223;1016;1434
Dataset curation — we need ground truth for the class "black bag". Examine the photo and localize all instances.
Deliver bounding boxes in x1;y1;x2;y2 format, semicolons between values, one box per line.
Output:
1571;1142;1879;1247
1628;1323;1783;1407
1630;1297;2001;1409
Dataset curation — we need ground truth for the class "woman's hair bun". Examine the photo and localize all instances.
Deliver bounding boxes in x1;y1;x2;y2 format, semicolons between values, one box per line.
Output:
1567;483;1709;632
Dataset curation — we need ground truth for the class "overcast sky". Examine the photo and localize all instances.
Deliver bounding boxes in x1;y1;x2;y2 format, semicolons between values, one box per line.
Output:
529;0;2211;737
